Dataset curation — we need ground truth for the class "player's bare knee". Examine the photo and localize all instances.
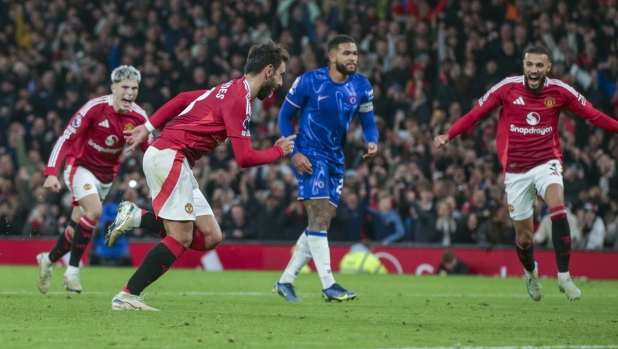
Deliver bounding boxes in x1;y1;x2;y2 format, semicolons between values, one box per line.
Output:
516;230;534;247
173;232;194;248
84;207;102;222
205;225;223;248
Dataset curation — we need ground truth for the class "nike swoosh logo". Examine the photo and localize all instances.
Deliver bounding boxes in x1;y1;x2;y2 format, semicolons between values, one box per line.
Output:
317;95;329;101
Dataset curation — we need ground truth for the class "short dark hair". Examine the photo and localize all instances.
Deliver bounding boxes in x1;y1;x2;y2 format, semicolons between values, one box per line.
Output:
524;45;552;62
442;249;455;263
244;41;290;75
327;35;356;52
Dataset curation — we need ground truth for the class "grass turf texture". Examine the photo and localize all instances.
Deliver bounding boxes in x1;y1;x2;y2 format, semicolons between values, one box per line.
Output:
1;266;617;349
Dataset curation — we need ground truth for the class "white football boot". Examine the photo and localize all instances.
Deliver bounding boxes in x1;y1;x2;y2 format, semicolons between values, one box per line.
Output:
36;252;53;294
63;268;82;293
558;272;581;301
111;291;159;311
105;201;139;247
524;262;543;301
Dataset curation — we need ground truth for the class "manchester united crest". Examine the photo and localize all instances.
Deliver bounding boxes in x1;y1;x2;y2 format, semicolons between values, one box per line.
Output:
185;203;193;214
84;184;92;190
544;96;555;108
124;123;135;131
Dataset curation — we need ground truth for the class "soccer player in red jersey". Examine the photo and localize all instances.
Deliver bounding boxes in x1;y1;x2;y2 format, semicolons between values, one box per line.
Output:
36;65;152;294
434;46;618;301
110;41;295;311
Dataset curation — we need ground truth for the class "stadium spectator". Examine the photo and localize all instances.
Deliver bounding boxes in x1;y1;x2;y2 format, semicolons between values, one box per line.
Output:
436;249;468;276
224;204;257;240
367;192;405;245
575;202;606;250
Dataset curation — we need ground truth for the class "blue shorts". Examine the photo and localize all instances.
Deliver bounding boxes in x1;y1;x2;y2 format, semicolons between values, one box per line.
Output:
293;157;344;207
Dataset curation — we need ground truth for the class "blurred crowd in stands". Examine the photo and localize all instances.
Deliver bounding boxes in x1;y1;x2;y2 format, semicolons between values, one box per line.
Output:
1;0;618;250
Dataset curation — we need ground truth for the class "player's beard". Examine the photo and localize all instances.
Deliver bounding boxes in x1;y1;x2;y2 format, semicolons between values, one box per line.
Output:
335;61;356;75
257;75;278;100
524;74;546;95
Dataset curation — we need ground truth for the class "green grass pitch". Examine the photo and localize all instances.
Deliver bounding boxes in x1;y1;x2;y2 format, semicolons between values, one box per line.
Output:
1;266;617;349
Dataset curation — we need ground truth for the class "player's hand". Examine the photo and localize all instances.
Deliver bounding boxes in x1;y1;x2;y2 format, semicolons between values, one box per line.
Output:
43;176;62;193
363;142;378;160
275;134;296;156
433;134;450;148
124;124;150;153
292;153;312;175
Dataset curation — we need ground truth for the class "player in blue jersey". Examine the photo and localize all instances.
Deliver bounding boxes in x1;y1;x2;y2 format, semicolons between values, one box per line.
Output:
274;35;379;302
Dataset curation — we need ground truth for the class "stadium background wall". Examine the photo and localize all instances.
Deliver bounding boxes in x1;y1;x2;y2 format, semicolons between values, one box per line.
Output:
1;239;617;279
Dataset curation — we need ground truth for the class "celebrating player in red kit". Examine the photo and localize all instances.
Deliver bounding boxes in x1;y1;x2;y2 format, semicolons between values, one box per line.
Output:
110;41;295;311
37;65;151;294
435;46;618;302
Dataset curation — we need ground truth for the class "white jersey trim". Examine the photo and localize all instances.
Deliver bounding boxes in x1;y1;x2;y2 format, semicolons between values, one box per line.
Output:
77;95;109;117
547;78;580;98
478;76;523;106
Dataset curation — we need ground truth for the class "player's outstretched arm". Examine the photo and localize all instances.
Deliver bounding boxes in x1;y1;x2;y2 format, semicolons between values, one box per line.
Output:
436;79;507;147
565;91;618;133
229;135;293;168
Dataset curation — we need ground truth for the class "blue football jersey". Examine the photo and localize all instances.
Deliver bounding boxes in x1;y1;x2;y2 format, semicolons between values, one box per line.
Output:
284;67;374;164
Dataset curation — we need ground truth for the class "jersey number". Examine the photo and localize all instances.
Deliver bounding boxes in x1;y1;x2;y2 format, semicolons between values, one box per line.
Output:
178;88;215;116
336;179;343;195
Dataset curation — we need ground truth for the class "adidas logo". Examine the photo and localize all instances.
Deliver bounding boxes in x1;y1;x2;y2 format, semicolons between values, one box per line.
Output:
98;119;110;128
513;97;525;105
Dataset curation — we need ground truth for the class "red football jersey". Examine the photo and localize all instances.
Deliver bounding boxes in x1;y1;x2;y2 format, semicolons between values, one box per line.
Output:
150;77;283;167
45;95;151;183
447;76;618;173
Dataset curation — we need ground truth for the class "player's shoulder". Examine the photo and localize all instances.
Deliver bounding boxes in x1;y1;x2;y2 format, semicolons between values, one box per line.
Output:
490;75;525;92
129;103;149;121
79;95;112;115
545;78;580;97
351;73;371;87
213;78;248;102
302;67;330;81
217;78;251;111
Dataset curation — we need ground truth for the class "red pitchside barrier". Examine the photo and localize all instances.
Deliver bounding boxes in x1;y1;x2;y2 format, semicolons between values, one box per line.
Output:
1;239;618;279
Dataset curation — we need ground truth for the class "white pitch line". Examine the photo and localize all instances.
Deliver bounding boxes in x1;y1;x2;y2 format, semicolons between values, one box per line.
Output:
1;291;617;298
370;346;618;349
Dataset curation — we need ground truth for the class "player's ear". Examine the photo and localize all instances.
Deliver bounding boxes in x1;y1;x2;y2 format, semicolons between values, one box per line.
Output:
547;63;552;73
265;64;273;78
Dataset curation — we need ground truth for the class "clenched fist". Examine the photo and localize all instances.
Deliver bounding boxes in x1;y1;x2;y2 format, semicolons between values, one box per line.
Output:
433;134;450;148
